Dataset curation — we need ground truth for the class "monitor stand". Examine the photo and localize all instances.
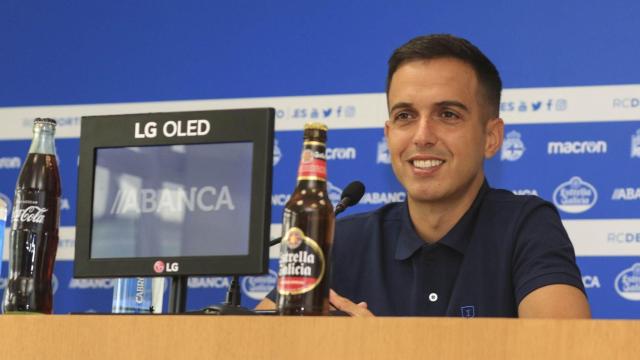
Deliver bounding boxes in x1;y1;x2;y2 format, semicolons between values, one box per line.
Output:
168;276;188;314
167;275;257;315
200;275;256;315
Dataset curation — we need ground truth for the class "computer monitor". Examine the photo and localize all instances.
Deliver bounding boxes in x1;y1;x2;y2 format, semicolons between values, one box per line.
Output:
74;108;274;278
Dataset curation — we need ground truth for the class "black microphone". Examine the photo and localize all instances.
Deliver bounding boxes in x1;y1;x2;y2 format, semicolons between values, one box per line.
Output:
269;181;366;247
334;180;365;216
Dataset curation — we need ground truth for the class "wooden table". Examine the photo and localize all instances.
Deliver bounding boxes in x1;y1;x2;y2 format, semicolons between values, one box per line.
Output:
2;315;638;359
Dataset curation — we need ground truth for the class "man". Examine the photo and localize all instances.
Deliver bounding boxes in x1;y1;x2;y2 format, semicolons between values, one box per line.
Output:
258;34;590;318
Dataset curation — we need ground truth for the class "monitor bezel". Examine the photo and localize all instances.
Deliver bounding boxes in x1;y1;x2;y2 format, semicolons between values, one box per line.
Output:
74;108;274;277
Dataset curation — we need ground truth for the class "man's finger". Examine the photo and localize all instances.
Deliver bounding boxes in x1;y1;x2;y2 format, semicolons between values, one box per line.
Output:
329;289;374;317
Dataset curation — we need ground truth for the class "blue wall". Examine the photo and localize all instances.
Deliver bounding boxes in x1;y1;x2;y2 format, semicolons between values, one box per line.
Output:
2;1;640;106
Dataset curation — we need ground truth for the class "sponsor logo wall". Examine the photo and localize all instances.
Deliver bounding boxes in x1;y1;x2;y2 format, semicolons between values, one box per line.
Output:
1;84;639;317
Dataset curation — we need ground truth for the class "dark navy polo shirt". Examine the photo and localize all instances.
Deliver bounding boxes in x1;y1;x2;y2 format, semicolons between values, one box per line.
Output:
329;181;585;317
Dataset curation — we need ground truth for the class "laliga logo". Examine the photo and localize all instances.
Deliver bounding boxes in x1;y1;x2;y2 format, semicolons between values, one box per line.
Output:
615;263;640;301
241;269;278;300
273;139;282;166
552;176;598;214
500;130;525;161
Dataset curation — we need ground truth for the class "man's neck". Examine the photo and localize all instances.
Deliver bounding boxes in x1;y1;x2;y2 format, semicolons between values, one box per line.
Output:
407;175;485;243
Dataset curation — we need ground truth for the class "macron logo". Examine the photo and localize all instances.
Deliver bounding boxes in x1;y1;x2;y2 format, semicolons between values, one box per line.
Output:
547;140;607;155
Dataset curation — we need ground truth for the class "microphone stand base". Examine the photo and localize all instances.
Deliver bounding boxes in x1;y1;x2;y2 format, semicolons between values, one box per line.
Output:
199;304;257;315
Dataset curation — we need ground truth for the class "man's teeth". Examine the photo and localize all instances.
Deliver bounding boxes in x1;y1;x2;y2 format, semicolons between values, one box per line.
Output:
412;159;443;169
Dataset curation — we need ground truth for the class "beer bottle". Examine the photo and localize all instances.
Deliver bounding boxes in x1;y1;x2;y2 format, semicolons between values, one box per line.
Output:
2;118;61;314
276;122;334;315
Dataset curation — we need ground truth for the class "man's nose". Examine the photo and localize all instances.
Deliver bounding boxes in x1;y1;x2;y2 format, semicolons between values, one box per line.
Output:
412;117;438;147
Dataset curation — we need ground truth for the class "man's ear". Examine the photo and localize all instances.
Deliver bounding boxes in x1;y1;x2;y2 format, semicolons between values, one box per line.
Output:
384;120;390;140
484;118;504;158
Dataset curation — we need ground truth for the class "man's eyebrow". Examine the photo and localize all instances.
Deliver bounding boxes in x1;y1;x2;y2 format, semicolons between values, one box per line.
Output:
436;100;470;113
388;102;414;113
388;100;470;114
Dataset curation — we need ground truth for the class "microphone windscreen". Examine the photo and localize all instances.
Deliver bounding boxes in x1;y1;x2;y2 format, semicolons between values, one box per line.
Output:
341;181;365;206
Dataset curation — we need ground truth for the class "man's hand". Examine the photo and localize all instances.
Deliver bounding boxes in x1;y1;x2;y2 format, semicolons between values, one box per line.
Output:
329;289;374;317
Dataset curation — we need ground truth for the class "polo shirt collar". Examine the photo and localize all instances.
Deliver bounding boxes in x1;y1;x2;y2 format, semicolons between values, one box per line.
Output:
394;179;490;260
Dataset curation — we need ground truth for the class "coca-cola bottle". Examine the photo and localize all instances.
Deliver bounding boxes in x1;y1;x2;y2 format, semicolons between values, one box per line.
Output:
2;118;61;314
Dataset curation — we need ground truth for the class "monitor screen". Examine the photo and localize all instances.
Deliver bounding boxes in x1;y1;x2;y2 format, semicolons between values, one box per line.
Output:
90;142;253;259
74;108;273;277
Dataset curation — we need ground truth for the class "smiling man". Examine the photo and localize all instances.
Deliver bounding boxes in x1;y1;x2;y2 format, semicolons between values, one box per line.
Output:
259;34;590;317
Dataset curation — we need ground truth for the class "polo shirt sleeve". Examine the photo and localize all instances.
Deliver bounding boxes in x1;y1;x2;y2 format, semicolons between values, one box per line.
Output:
511;201;585;306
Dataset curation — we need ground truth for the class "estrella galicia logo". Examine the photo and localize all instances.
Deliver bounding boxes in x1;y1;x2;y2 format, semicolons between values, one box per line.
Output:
241;269;278;300
327;181;342;207
631;129;640;159
376;138;390;164
552;176;598;214
615;263;640;301
273;139;282;166
500;130;525;161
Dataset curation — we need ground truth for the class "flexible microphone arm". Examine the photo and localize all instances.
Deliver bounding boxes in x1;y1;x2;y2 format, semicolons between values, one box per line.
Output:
269;181;365;247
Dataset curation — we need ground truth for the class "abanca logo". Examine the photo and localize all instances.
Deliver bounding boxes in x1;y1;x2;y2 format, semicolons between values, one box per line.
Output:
110;186;235;215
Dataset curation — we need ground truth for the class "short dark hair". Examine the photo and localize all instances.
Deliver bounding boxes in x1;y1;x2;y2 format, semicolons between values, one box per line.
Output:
387;34;502;119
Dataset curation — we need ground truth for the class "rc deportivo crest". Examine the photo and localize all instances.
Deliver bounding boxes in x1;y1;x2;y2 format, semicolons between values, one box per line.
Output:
327;181;342;207
552;176;598;214
376;138;391;164
273;139;282;165
615;263;640;301
500;130;525;161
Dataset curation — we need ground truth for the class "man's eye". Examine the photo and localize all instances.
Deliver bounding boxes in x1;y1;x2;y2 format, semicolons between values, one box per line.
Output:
440;110;460;120
394;112;413;122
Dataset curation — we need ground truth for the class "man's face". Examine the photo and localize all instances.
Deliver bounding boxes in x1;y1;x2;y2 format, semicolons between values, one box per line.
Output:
385;58;502;205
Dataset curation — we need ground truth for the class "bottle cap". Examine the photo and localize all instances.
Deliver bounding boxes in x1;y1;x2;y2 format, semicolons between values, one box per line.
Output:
303;122;328;131
34;118;57;126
